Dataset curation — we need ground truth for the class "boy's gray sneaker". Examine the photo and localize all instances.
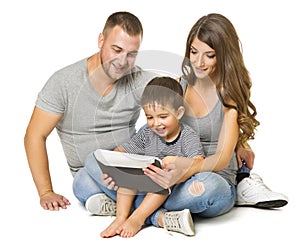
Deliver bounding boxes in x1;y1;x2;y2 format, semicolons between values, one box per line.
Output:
85;193;116;216
162;209;195;236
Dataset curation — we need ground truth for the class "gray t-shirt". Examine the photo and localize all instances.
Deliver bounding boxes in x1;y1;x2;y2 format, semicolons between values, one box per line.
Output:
180;78;238;185
36;58;156;175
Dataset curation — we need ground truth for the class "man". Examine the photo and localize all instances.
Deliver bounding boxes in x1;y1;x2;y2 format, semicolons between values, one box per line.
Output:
24;11;155;210
24;11;287;213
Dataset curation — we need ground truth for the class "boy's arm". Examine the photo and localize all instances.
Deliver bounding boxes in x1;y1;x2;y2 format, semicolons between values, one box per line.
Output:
114;146;126;152
24;106;69;210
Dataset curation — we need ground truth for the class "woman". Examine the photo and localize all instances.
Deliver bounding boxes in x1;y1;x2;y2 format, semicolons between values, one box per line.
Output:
144;13;266;233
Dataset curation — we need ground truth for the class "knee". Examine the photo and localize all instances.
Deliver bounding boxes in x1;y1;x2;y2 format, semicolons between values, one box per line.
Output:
187;172;231;198
187;172;213;196
72;168;102;205
188;180;206;196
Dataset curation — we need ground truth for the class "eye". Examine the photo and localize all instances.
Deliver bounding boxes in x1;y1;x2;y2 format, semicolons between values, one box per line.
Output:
207;53;216;59
127;52;138;58
112;48;122;53
190;49;197;55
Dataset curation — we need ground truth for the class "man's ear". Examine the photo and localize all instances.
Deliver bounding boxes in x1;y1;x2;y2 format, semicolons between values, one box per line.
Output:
98;33;104;50
176;106;185;120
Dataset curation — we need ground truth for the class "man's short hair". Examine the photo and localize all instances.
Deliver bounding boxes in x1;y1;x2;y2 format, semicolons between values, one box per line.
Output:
103;11;143;38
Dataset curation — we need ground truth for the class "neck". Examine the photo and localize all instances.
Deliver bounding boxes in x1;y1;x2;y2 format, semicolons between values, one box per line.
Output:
165;124;181;143
88;53;115;95
193;76;216;91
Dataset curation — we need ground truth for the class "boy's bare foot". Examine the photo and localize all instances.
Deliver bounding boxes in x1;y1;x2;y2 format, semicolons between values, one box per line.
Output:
119;215;144;238
100;217;126;238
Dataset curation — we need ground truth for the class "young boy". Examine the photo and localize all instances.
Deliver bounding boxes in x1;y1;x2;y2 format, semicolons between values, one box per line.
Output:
100;77;205;238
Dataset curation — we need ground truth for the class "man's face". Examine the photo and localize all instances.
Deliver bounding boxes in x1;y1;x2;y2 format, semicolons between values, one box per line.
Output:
98;25;142;81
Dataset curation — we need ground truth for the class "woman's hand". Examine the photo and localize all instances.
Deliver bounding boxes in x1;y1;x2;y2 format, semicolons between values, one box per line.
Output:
143;156;193;189
101;174;119;191
235;143;255;169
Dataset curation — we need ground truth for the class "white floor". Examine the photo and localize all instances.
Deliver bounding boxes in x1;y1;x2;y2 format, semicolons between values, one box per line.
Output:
2;127;297;243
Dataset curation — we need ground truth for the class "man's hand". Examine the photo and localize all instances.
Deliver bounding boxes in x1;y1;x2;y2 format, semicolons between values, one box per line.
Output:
40;191;70;210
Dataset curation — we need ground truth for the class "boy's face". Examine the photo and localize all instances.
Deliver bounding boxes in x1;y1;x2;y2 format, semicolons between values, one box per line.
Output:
143;103;184;142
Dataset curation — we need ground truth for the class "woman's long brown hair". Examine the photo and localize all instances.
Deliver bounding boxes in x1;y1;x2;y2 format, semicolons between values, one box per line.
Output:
182;13;260;147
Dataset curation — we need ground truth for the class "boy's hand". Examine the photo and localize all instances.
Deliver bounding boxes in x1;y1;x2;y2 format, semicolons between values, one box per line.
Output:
101;174;119;191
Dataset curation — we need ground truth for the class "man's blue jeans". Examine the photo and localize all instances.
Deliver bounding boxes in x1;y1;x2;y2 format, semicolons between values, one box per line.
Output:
73;152;236;227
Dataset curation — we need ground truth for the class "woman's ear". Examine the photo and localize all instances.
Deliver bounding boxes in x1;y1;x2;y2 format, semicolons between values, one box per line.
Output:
176;106;185;120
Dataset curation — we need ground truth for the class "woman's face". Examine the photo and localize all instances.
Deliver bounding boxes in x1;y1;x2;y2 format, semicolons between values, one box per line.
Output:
189;37;217;80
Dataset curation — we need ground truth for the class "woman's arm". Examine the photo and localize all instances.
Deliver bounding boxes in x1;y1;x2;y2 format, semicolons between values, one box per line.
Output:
145;108;239;188
235;143;255;169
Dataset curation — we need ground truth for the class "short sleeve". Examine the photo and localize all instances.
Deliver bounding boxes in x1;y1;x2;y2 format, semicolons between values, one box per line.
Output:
181;125;205;158
35;71;67;114
120;127;147;155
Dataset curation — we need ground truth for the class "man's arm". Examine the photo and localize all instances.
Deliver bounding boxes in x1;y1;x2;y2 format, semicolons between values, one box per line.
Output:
24;106;70;210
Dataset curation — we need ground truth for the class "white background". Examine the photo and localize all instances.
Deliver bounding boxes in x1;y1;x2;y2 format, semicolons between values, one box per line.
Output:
0;0;299;242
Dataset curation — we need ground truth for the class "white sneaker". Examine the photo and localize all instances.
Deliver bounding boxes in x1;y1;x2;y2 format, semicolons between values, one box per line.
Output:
236;173;288;208
162;209;195;236
85;193;116;216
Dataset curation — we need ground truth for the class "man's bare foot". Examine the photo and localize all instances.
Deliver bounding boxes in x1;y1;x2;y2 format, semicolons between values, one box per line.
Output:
100;217;126;238
119;215;144;238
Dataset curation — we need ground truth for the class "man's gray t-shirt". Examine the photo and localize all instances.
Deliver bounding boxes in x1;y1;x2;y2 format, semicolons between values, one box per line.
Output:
36;58;156;175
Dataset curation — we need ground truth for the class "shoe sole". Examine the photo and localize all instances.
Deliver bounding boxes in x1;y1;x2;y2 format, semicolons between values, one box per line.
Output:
235;199;288;209
184;209;195;236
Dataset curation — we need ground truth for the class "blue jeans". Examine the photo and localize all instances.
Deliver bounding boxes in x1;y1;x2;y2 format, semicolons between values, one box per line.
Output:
73;152;236;227
237;162;251;174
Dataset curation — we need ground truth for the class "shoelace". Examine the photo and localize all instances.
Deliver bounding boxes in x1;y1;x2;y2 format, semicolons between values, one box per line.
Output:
100;198;116;214
251;175;272;191
163;212;182;232
243;176;271;196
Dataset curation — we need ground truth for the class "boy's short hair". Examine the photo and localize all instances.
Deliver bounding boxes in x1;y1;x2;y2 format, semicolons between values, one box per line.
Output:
141;76;184;110
103;11;143;38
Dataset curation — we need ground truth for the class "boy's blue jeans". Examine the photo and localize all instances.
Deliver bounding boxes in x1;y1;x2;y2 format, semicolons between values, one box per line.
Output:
73;152;236;227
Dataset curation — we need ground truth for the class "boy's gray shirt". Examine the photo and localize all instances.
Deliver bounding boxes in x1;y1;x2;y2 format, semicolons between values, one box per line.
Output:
36;58;156;175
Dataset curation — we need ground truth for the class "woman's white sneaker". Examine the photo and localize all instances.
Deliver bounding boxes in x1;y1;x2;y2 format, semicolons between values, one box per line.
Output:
236;173;288;208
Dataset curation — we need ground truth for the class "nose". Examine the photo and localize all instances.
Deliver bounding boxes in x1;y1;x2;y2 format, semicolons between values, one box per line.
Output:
194;54;204;67
117;53;128;66
153;118;161;127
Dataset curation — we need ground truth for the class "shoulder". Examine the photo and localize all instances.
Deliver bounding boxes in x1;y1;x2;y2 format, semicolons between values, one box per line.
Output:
178;76;188;93
135;67;158;86
48;58;87;86
180;123;199;141
181;123;197;134
53;58;86;76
